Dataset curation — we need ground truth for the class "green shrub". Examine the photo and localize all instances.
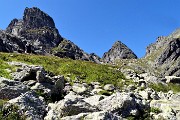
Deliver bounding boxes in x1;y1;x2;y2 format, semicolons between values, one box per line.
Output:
150;107;162;114
98;90;112;96
168;83;180;93
149;83;169;92
149;83;180;93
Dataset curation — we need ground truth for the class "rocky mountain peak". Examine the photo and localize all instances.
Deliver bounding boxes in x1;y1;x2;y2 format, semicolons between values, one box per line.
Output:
5;7;63;54
168;28;180;38
23;7;55;29
102;40;137;63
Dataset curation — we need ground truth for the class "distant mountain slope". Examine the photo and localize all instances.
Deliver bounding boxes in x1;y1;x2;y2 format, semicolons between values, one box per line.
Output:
52;39;101;63
102;41;137;63
0;7;101;63
145;29;180;77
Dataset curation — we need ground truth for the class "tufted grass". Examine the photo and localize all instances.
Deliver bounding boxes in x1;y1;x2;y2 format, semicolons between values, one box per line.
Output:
149;83;180;93
0;52;126;87
0;59;15;79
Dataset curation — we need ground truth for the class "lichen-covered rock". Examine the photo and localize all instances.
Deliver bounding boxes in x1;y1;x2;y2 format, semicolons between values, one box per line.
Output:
0;77;28;99
97;92;145;117
103;84;115;91
4;91;46;120
45;92;98;119
83;95;105;106
150;99;180;120
60;111;120;120
72;83;88;94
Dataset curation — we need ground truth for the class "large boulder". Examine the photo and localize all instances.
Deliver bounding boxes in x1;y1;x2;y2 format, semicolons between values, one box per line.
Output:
150;99;180;120
0;77;28;99
3;91;46;120
72;83;89;94
11;64;48;82
83;95;105;106
45;92;98;119
97;92;146;117
60;111;120;120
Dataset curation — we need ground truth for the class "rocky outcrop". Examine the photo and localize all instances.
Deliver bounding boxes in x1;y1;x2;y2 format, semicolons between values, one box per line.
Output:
0;77;28;99
52;39;101;63
6;7;63;54
102;41;137;63
52;39;90;60
9;61;65;102
145;29;180;77
4;91;46;120
0;30;26;53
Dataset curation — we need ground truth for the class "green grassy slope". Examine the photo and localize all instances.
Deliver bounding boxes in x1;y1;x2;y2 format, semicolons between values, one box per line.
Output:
0;52;126;86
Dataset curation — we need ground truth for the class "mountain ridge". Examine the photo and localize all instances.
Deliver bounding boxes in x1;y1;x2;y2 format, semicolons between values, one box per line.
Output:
0;7;180;120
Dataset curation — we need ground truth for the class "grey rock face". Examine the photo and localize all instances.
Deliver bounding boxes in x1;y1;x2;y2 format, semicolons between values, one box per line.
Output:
52;39;101;62
89;53;102;63
102;41;137;63
6;7;63;54
97;92;145;117
61;111;120;120
45;92;98;119
23;7;55;29
4;91;46;120
0;30;26;53
145;29;180;77
0;77;28;99
53;39;89;60
155;38;180;66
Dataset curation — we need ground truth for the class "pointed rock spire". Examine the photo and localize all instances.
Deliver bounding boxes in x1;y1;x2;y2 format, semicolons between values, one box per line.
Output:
102;41;137;63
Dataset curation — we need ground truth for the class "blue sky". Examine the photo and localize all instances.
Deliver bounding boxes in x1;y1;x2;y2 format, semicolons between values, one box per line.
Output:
1;0;180;58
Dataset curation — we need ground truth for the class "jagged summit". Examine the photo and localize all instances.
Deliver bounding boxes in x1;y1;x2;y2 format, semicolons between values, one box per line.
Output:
23;7;55;29
6;7;63;54
102;40;137;63
2;7;101;62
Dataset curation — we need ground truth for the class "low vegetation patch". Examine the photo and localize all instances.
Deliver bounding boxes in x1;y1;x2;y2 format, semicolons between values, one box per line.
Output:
0;52;126;87
149;83;180;93
150;107;162;114
0;59;14;79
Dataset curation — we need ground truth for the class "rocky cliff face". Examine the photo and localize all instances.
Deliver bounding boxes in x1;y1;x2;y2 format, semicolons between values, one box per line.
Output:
145;29;180;77
52;39;101;63
102;41;137;63
3;7;101;62
0;30;26;53
6;7;62;55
